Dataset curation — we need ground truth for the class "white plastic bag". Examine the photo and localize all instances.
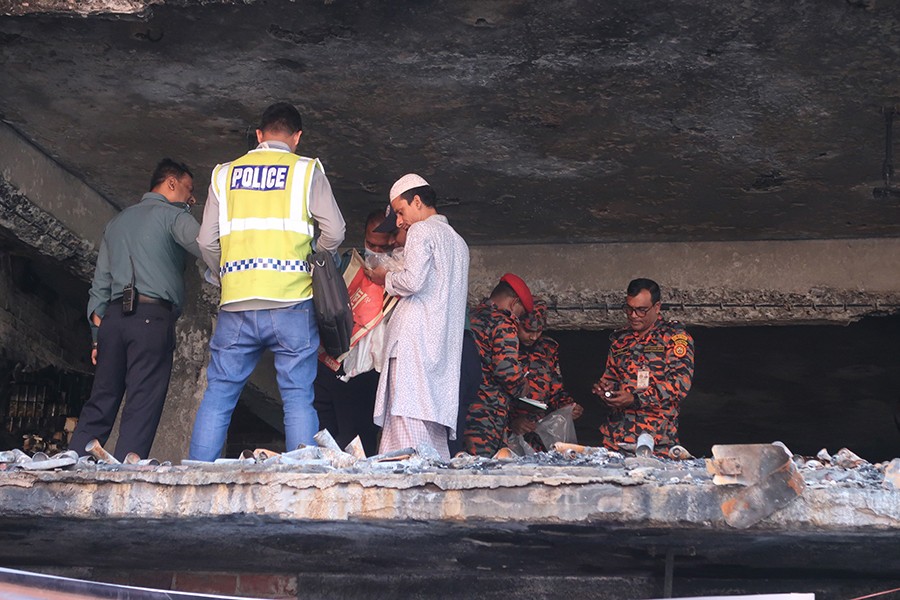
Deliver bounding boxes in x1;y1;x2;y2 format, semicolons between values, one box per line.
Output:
339;318;388;381
535;404;577;449
506;433;536;457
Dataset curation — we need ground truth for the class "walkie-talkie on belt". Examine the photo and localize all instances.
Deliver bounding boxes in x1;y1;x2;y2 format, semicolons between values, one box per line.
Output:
122;257;136;315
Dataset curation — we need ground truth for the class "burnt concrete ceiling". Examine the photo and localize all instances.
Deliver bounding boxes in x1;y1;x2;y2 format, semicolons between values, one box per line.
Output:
0;0;899;245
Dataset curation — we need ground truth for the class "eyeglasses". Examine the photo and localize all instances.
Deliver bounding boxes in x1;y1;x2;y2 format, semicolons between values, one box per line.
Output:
622;303;655;316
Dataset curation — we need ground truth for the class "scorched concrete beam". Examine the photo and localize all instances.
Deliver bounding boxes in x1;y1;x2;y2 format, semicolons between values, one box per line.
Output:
1;465;897;530
0;122;118;277
470;238;900;329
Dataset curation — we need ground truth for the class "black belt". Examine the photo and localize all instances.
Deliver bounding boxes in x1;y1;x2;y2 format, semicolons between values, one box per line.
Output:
112;294;173;311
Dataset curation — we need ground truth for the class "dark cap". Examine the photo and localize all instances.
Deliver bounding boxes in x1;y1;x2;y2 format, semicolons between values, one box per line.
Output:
372;204;398;233
500;272;534;313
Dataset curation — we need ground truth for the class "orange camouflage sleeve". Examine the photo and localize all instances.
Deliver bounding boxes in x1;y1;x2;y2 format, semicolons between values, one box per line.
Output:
490;319;529;399
544;341;575;411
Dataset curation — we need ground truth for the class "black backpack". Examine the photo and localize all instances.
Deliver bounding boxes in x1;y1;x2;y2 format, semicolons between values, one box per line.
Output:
308;250;353;357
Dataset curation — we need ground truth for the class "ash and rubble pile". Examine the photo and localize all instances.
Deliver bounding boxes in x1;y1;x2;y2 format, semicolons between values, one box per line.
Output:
2;433;897;492
2;433;898;529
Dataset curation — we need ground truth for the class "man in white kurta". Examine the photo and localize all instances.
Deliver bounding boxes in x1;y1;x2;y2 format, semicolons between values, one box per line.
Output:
365;174;469;460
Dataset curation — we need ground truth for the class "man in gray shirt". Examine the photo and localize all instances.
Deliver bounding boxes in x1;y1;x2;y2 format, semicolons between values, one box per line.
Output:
69;159;201;461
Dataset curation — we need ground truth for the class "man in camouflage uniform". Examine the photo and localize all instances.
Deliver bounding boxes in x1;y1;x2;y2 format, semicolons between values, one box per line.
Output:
463;273;534;456
507;300;583;452
593;278;694;454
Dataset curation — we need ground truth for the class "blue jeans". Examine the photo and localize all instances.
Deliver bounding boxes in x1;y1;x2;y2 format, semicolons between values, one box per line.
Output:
189;301;320;461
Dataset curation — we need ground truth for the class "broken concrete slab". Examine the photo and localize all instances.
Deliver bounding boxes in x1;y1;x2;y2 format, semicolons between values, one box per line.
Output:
1;447;899;598
707;443;794;487
0;453;892;530
708;444;806;529
718;462;806;529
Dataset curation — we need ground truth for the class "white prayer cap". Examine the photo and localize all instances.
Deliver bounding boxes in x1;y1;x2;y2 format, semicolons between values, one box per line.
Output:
389;173;429;200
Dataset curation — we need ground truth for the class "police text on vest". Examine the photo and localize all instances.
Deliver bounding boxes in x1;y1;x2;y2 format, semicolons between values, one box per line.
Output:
230;165;289;191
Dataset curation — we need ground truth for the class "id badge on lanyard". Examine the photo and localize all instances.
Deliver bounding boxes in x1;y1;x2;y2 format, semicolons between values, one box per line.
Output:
636;369;650;390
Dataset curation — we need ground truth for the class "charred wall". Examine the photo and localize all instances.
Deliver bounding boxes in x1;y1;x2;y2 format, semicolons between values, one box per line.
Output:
0;248;91;372
0;237;94;453
469;240;900;330
554;315;900;463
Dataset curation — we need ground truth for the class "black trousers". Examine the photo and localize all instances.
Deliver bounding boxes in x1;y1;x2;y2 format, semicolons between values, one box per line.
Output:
69;301;176;461
449;330;481;456
313;362;380;456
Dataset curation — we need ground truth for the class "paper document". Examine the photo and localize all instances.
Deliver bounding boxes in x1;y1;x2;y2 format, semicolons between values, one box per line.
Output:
517;397;548;410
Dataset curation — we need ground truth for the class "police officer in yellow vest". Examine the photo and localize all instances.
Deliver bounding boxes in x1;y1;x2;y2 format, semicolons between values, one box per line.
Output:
189;103;346;460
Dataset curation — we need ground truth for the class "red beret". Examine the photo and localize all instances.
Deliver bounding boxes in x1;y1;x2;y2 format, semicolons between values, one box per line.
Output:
500;272;534;313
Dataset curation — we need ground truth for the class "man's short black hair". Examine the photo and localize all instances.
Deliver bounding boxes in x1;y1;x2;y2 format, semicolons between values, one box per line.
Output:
489;281;517;302
259;102;303;135
364;208;386;233
399;185;437;208
149;158;192;192
627;278;661;304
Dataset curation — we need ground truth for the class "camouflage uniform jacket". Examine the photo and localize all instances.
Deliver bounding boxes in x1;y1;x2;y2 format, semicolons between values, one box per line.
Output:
463;301;529;455
470;301;530;406
599;316;694;451
509;336;575;452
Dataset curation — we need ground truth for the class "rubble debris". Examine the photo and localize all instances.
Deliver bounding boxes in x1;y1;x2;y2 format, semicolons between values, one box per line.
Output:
668;445;694;460
624;456;665;469
708;444;806;529
635;433;654;457
881;458;900;489
19;450;77;471
313;429;343;453
551;442;610;460
85;439;119;464
448;453;481;469
180;459;246;470
22;436;47;454
771;441;793;457
257;448;323;467
0;433;893;511
0;449;80;471
414;445;441;462
834;447;866;469
318;447;359;469
492;447;515;460
368;448;417;462
552;442;588;455
283;447;324;461
755;444;883;489
0;449;29;465
253;448;280;462
344;436;366;460
816;448;833;463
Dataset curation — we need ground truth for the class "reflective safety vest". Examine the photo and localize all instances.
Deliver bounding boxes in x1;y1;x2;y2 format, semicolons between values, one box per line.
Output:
211;148;320;306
